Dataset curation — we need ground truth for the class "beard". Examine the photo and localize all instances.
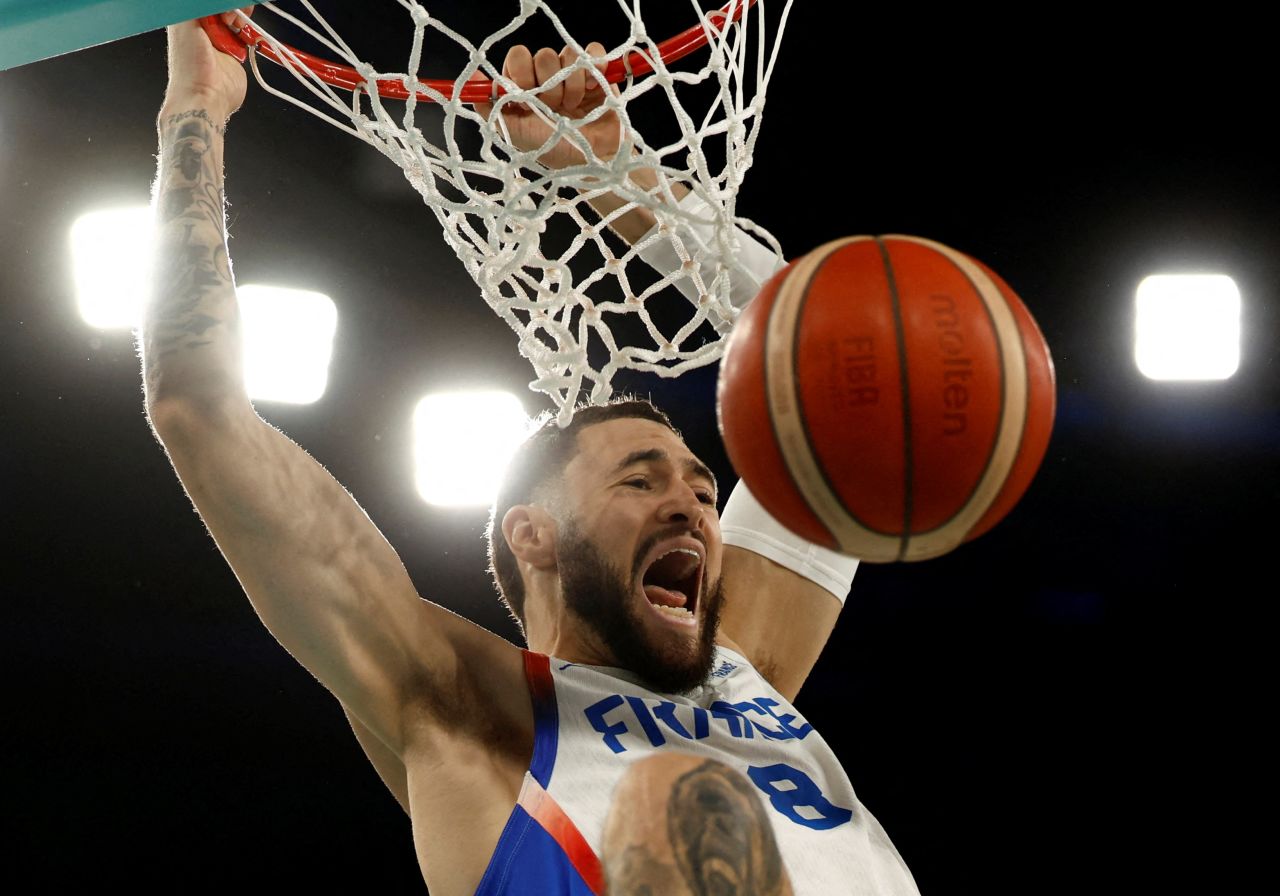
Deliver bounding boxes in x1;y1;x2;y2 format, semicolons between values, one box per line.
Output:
558;521;724;694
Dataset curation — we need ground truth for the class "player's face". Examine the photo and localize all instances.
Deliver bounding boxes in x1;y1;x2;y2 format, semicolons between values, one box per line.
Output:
555;418;725;692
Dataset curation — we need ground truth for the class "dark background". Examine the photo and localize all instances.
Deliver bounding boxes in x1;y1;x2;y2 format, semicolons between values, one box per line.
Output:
2;3;1275;893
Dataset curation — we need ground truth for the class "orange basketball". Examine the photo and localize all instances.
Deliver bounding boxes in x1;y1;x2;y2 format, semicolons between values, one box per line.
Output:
717;235;1056;562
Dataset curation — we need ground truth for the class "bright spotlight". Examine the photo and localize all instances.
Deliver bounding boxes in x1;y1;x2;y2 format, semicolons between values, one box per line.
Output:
238;285;337;405
1135;274;1241;381
69;204;337;403
414;391;529;507
70;205;153;329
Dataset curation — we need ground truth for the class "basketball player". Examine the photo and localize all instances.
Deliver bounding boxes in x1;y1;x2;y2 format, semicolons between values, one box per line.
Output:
144;13;919;895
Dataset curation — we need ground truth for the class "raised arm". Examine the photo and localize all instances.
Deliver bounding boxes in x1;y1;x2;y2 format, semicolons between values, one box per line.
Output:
143;18;528;759
480;43;856;701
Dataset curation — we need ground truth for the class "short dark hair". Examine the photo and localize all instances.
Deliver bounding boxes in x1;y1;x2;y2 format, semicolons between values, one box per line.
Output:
486;397;680;637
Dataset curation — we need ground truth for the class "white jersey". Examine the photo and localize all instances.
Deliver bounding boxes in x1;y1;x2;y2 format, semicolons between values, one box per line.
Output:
474;645;920;895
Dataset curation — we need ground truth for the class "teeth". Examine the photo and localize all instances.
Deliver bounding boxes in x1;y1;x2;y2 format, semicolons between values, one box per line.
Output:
649;547;702;582
654;604;693;617
666;548;700;558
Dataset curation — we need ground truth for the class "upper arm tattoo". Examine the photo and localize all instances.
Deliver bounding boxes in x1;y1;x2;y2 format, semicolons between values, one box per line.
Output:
666;761;790;896
607;760;792;896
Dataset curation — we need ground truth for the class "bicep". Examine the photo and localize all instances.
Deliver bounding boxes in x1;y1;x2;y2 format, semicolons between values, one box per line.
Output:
718;545;843;702
149;397;477;752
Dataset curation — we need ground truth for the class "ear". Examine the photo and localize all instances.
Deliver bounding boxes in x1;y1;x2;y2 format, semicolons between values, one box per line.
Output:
502;504;558;570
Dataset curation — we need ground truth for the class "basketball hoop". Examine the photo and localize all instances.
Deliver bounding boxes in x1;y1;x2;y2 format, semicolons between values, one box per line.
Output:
202;1;792;424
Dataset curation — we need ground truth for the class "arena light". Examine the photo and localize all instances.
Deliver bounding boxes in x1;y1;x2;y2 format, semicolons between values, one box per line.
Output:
69;204;336;403
1135;274;1240;381
238;285;337;405
70;205;153;329
414;391;529;507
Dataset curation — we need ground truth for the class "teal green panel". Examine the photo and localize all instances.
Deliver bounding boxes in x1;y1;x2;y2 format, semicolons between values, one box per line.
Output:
0;0;240;71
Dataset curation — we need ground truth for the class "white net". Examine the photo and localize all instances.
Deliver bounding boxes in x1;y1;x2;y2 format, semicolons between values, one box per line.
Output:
233;0;791;423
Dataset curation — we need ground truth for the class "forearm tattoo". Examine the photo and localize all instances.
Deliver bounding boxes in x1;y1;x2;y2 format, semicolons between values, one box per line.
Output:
146;109;236;394
609;761;790;896
160;108;227;137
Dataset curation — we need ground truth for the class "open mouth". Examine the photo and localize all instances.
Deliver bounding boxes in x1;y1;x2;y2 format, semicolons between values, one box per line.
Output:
639;540;704;625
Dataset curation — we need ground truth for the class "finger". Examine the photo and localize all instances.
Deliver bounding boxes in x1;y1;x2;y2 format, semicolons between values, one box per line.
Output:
220;6;253;30
559;45;586;112
500;44;536;112
193;16;247;62
503;44;536;92
584;41;608;92
533;46;564;110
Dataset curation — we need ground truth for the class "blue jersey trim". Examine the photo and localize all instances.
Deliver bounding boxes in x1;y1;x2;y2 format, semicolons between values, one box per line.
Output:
472;805;597;896
525;651;559;788
473;654;601;895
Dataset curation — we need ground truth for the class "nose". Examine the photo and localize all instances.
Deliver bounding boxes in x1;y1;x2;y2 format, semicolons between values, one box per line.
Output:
658;481;706;527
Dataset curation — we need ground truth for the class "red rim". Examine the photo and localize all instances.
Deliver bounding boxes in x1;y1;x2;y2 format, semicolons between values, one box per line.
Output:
198;1;757;104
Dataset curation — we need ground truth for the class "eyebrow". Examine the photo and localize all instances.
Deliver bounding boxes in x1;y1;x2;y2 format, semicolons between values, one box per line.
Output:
612;448;718;493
